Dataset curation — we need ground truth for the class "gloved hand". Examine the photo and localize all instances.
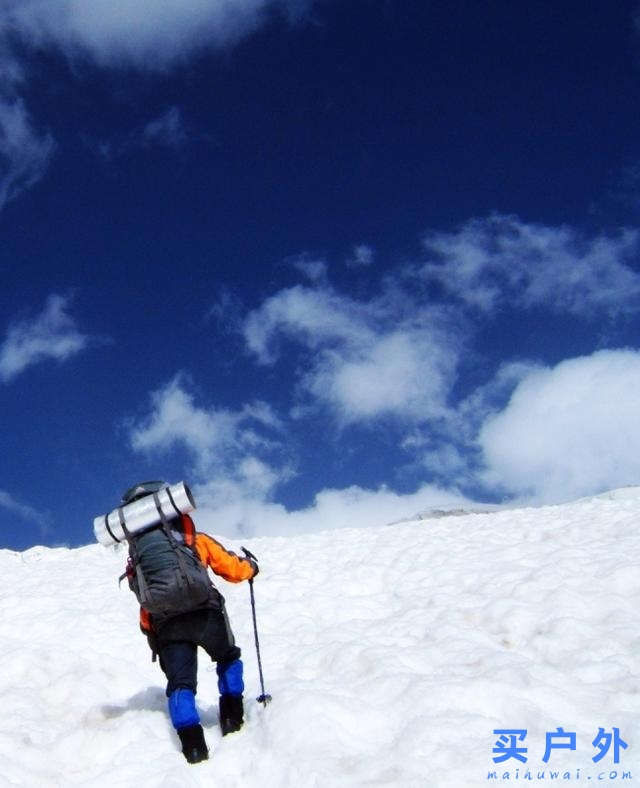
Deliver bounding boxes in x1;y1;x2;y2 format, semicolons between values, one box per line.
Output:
241;546;259;578
247;557;259;578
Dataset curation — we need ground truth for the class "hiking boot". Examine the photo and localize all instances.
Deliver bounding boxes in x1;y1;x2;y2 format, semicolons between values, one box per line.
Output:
219;694;244;736
177;723;209;764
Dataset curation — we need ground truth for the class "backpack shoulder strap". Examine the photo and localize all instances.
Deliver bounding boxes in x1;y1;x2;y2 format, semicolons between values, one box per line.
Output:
181;514;196;548
152;491;194;586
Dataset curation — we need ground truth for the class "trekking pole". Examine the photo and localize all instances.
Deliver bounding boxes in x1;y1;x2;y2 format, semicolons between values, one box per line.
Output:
242;547;272;707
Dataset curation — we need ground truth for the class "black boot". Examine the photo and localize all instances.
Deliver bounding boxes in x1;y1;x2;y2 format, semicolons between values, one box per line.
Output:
177;723;209;764
219;694;244;736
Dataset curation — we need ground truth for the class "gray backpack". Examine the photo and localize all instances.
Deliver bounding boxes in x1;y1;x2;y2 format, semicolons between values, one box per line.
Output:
122;500;217;620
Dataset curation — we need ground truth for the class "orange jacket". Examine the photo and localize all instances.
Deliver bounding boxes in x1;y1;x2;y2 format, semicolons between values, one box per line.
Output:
139;515;256;634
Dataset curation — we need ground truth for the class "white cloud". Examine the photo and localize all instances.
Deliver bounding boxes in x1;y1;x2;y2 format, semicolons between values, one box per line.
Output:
0;98;54;210
0;294;89;382
192;478;474;538
193;456;292;512
128;371;477;539
304;328;456;423
142;106;187;148
2;0;312;70
130;377;242;465
243;284;462;425
347;244;374;266
421;214;640;316
129;375;290;493
290;255;327;282
241;243;640;504
129;372;479;539
419;443;469;478
0;0;313;206
478;349;640;502
91;106;190;161
455;360;544;440
244;284;374;364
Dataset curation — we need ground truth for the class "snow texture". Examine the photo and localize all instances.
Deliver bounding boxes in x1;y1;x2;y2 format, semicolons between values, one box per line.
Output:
0;490;638;786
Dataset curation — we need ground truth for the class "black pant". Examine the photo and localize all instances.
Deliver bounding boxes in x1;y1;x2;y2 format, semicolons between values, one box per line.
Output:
157;607;241;696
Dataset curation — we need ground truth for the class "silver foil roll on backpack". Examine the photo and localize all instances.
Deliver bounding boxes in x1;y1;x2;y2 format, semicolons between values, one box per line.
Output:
93;481;195;546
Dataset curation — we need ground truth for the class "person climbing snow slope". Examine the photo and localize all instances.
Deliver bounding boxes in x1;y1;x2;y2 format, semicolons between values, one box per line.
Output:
117;480;258;764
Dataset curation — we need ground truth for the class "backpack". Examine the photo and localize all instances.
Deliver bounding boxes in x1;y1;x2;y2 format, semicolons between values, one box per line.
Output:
120;496;215;620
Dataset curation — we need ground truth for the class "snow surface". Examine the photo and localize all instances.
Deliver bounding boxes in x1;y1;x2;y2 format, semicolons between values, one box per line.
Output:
0;491;638;786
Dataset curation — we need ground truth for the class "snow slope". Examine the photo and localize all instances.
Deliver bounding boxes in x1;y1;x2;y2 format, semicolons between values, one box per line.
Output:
0;491;638;786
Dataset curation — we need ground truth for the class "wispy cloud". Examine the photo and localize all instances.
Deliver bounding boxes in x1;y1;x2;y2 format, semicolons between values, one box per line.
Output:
290;254;328;283
93;106;190;160
420;214;640;316
244;284;373;364
0;0;315;206
347;244;374;267
0;294;90;382
2;0;313;70
142;107;187;148
0;98;54;211
129;374;291;499
0;488;49;530
244;283;463;424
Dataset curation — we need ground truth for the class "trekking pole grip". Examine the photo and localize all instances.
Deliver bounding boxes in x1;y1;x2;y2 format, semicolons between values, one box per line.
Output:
241;546;258;586
241;546;258;562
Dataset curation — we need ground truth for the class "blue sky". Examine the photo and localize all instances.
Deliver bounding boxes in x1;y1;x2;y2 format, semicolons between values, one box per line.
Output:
2;0;640;550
